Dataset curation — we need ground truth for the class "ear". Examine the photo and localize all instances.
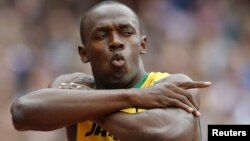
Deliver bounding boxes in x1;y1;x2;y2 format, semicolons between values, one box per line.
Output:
140;36;147;54
78;45;89;63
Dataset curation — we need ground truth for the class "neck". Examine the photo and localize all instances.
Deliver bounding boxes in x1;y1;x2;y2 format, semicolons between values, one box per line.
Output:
95;61;146;89
124;70;147;88
95;70;146;89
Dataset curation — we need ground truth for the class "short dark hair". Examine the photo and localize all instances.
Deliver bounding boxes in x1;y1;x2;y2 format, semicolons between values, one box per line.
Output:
79;0;139;45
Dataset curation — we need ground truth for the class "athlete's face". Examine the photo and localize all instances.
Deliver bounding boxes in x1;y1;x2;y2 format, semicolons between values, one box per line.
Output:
79;4;147;88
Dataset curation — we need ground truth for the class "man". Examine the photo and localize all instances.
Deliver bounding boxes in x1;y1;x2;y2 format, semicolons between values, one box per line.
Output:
11;1;211;141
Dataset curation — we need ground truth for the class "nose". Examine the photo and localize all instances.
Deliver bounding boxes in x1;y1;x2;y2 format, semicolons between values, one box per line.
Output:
108;33;124;51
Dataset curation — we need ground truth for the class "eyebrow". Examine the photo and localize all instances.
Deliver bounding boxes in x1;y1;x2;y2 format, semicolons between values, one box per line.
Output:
93;27;109;32
119;23;136;30
90;22;137;36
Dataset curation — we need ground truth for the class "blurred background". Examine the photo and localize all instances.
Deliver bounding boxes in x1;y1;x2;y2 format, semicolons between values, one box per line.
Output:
0;0;250;141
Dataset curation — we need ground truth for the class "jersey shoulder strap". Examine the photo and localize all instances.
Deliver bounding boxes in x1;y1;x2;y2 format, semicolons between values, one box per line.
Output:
134;72;170;88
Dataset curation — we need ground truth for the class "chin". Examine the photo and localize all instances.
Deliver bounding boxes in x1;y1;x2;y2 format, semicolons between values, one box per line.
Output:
104;76;128;89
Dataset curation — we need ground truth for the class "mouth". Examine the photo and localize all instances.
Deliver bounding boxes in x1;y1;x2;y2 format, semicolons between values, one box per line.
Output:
110;53;126;67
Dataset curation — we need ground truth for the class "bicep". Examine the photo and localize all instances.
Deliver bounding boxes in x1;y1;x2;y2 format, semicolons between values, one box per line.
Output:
144;108;199;141
98;108;199;141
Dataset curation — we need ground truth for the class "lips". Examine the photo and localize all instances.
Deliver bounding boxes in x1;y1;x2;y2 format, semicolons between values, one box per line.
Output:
110;53;125;67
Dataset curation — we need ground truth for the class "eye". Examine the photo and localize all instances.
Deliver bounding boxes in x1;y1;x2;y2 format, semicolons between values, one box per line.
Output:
121;30;134;36
99;34;108;39
94;33;108;40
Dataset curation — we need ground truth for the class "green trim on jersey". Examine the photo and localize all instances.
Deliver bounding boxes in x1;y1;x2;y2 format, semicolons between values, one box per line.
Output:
133;73;149;88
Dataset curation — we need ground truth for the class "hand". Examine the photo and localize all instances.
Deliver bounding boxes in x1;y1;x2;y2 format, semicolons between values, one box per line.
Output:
132;81;211;117
59;82;92;90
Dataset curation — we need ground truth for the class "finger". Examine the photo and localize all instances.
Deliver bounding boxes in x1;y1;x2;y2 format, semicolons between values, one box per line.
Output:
176;81;211;89
195;111;201;117
172;93;198;114
165;88;200;116
69;83;87;89
169;98;201;117
168;98;194;113
171;85;199;110
165;89;196;113
60;82;68;86
60;84;71;89
69;83;79;88
173;89;201;117
70;82;78;86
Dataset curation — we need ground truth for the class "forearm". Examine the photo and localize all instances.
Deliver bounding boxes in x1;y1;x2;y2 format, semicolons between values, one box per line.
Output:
11;88;133;131
97;108;199;141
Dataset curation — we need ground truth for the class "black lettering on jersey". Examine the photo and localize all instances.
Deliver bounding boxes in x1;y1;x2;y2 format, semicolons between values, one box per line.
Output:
84;122;118;140
94;125;107;137
85;123;97;136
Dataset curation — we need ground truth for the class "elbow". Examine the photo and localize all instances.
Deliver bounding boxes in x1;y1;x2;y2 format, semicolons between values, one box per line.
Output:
10;93;62;132
11;98;31;131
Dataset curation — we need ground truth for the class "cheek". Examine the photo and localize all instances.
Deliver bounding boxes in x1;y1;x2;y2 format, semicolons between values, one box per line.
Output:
88;44;108;60
126;38;142;64
129;37;142;55
127;35;141;48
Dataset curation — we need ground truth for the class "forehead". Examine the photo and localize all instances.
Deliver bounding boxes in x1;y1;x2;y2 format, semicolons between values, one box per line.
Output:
85;4;139;32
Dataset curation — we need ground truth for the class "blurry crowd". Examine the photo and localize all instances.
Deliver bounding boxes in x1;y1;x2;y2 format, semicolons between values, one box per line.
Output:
0;0;249;141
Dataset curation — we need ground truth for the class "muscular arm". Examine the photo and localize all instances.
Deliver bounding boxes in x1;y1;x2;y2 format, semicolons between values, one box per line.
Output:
11;88;133;131
98;108;199;141
11;72;209;141
96;74;203;141
10;73;135;131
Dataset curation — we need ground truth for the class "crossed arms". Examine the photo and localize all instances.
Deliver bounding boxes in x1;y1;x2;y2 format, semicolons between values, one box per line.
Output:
11;72;210;141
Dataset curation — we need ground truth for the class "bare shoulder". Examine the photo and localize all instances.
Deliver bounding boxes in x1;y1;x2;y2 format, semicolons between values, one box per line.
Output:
166;73;193;82
157;73;193;84
48;72;94;88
